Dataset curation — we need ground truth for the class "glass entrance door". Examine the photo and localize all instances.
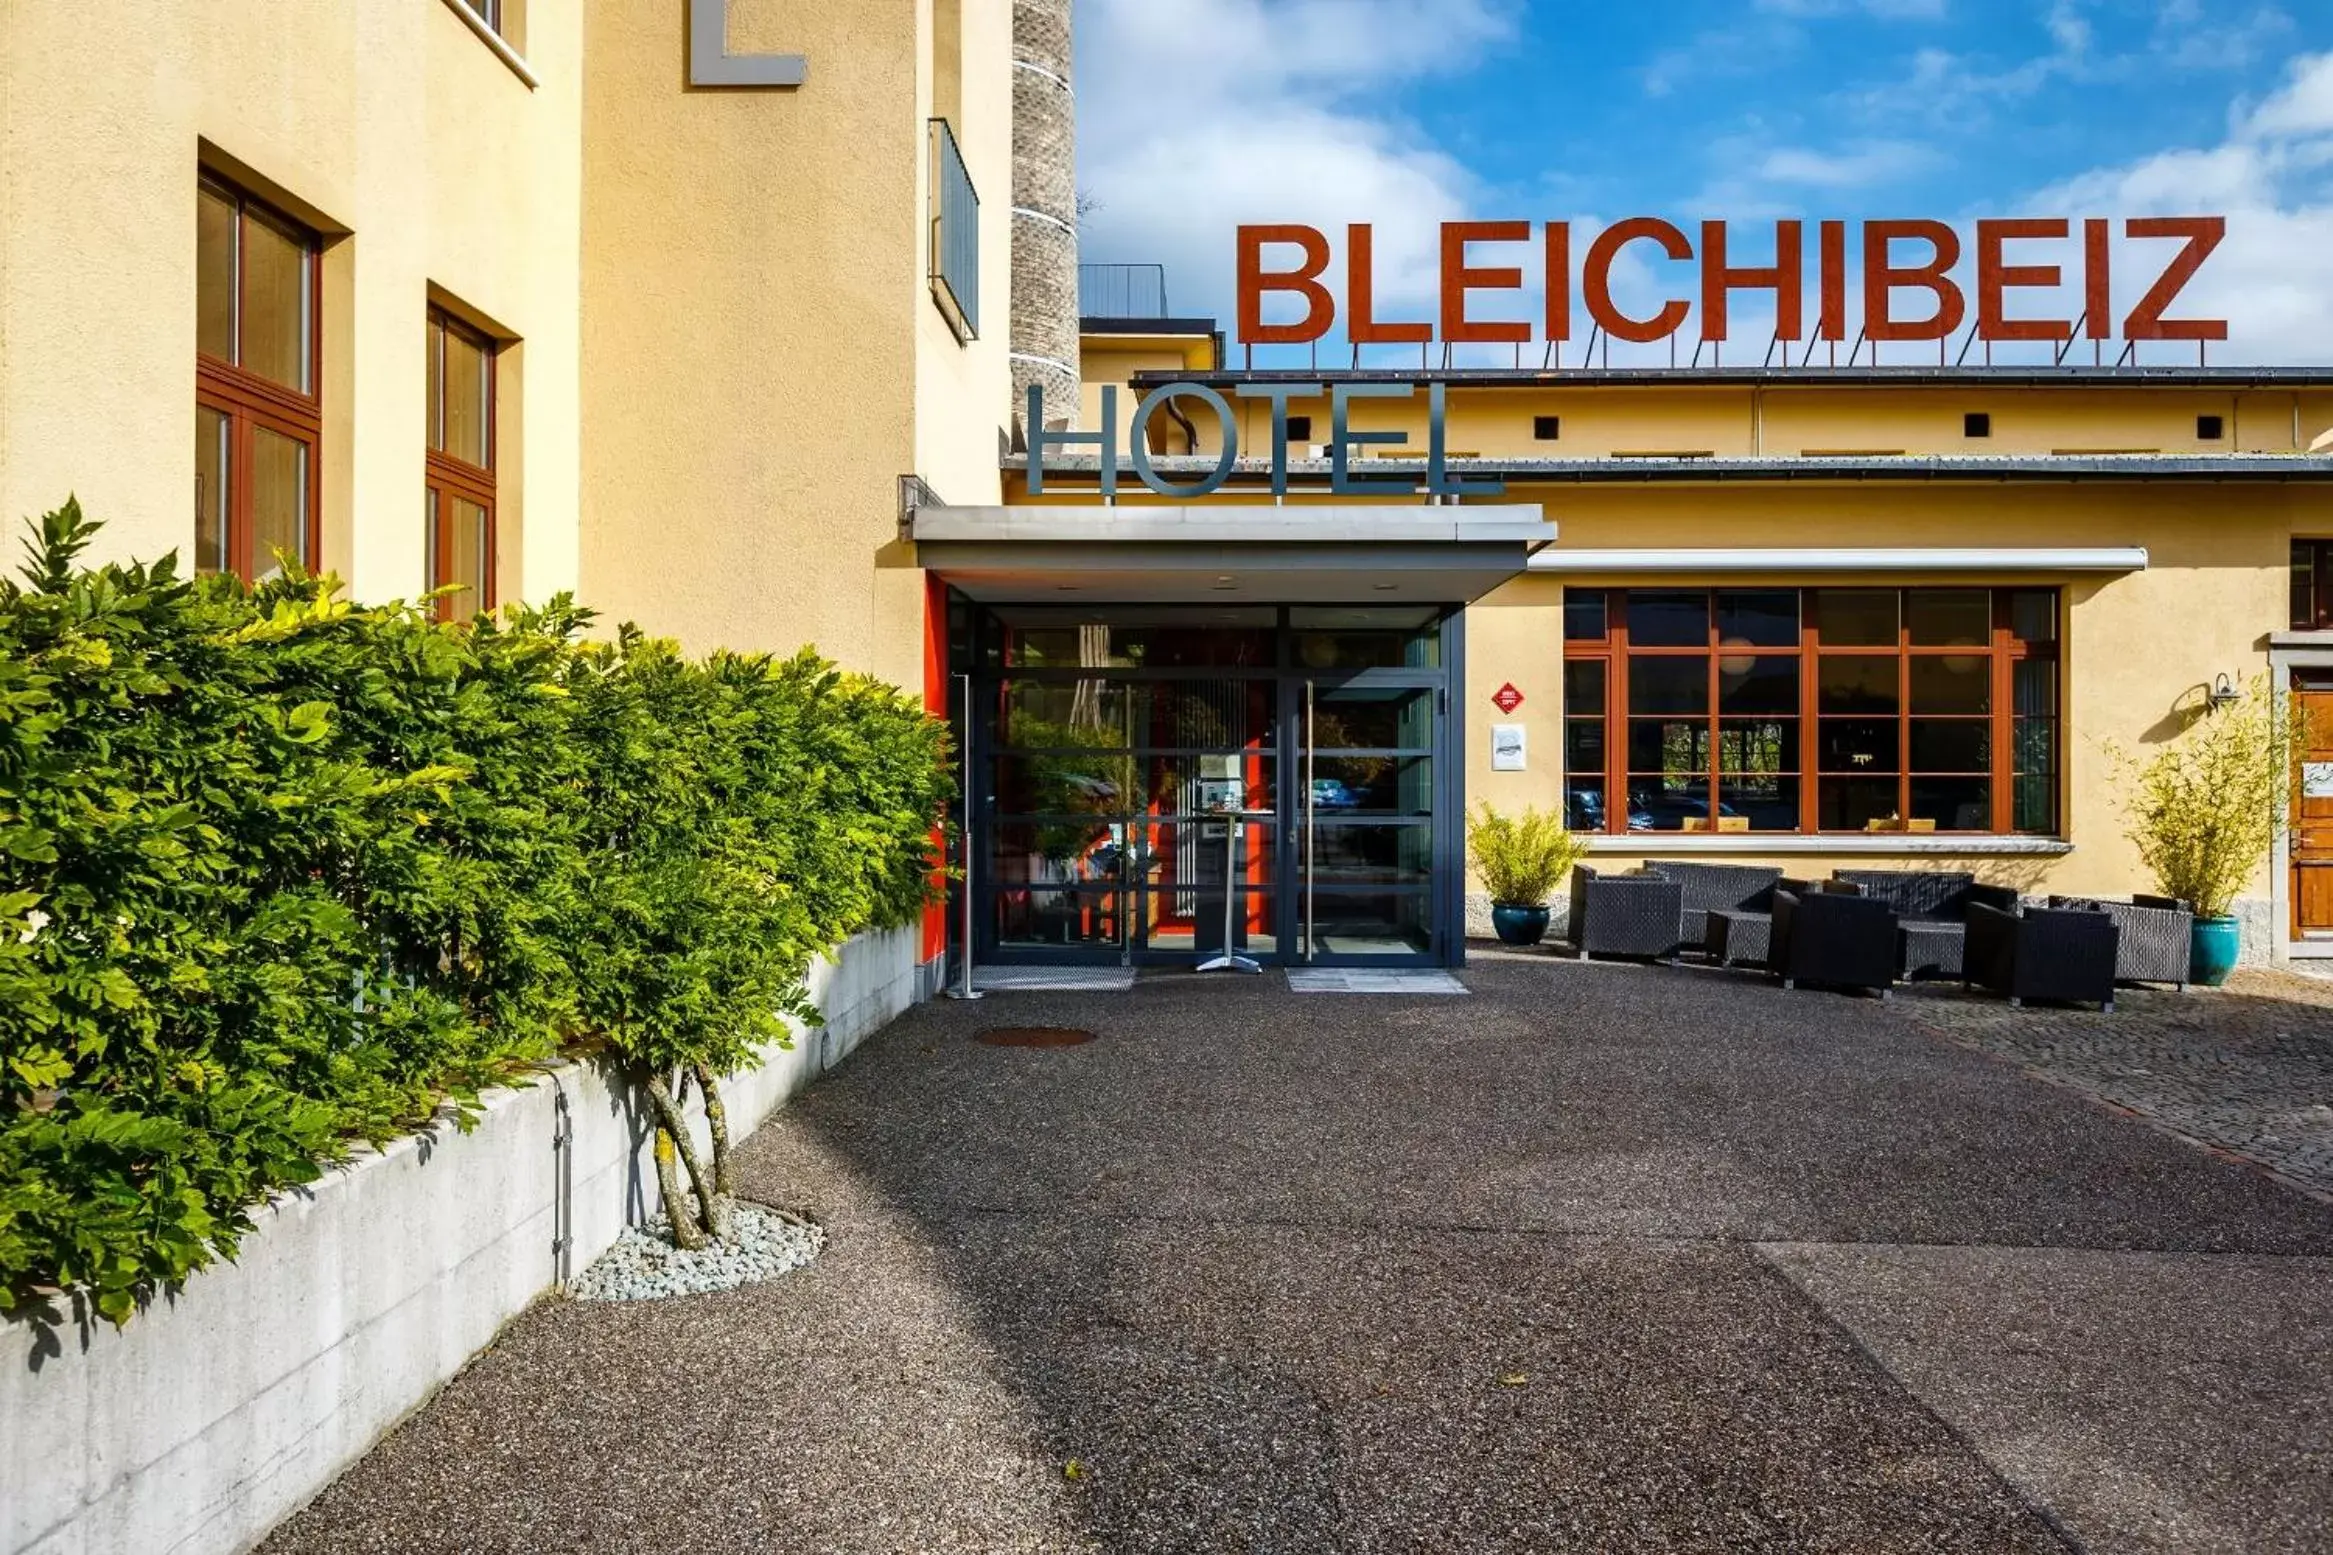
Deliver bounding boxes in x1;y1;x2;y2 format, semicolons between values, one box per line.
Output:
972;604;1454;969
1295;682;1445;963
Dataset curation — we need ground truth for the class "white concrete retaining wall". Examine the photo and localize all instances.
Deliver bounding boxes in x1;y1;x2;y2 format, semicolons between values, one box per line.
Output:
2;924;938;1555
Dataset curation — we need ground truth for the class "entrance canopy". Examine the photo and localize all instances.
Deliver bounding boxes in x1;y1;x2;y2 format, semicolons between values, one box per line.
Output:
910;504;1553;604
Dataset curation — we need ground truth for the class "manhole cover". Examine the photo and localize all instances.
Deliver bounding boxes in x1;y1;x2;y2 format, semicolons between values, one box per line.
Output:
977;1026;1098;1048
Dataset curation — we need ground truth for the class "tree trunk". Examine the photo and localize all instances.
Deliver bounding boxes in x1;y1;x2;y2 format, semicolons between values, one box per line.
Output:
693;1063;738;1241
643;1069;722;1246
649;1122;703;1251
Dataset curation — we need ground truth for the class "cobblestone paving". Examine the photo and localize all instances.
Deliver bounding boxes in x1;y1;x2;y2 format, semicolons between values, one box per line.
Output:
1899;970;2333;1198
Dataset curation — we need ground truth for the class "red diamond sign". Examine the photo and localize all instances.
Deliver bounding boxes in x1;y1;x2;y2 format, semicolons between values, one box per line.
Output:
1492;683;1525;714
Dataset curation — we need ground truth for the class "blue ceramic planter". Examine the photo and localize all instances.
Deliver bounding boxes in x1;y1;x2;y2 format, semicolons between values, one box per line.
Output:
2189;915;2241;987
1492;903;1552;947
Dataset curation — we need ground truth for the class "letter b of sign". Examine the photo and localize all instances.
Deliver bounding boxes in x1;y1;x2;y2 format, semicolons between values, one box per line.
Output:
688;0;807;87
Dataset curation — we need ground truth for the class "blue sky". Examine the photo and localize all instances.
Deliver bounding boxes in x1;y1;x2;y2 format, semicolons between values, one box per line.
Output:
1074;0;2333;363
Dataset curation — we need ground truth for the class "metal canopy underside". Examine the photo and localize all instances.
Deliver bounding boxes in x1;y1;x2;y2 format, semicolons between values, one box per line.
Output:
911;504;1553;604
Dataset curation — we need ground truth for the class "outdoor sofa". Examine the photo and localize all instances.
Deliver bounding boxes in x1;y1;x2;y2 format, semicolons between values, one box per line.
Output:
1963;902;2121;1011
1644;861;1786;964
1830;870;2020;981
2047;894;2194;989
1565;864;1685;961
1768;884;1899;998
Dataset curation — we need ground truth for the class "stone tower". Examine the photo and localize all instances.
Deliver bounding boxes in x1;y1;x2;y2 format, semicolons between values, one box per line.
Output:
1010;0;1080;438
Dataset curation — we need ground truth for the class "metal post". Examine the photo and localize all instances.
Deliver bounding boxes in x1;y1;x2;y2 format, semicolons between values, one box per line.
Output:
946;671;983;1000
1196;811;1262;975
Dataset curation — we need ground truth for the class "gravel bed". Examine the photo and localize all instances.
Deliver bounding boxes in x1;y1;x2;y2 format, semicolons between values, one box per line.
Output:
567;1202;825;1302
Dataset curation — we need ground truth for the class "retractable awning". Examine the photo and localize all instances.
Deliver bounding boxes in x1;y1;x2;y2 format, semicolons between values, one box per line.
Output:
910;504;1554;604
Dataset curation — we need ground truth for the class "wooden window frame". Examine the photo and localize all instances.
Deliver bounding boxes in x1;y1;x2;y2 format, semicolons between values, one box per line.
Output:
424;307;498;622
2294;540;2333;631
1560;587;2060;837
195;175;324;581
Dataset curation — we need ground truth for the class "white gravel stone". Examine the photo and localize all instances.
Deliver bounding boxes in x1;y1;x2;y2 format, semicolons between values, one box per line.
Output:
567;1202;825;1302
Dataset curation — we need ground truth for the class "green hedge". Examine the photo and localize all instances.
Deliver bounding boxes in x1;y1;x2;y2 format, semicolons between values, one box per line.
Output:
0;503;950;1322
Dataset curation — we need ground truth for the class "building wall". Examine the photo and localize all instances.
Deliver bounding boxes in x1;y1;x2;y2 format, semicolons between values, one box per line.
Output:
0;1;584;604
1464;479;2308;947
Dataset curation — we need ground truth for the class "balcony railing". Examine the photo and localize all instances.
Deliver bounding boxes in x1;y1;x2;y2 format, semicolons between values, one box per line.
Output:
1079;263;1170;321
929;120;979;342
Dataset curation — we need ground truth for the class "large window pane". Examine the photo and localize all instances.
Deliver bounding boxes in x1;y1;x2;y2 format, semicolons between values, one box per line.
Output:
1311;823;1433;887
1910;777;1991;831
239;208;311;392
249;425;308;578
2014;773;2057;834
1562;658;1606;716
1907;589;1990;646
1307;892;1431;955
1910;655;1989;714
1314;689;1432;751
1717;655;1797;714
1627;590;1708;647
1909;719;1989;773
1564;719;1606;777
1313;755;1429;815
196;184;237;362
2013;659;2057;717
1819;776;1899;831
1718;719;1795;774
1819;656;1898;714
1628;656;1709;715
991;821;1124;886
1818;718;1899;773
995;887;1125;950
446;498;491;616
442;325;491;468
427;315;445;450
1716;589;1798;647
1627;775;1714;832
1717;773;1799;831
2009;589;2057;644
1813;589;1897;646
1629;718;1709;775
195;406;229;574
1564;589;1607;642
1565;781;1608;831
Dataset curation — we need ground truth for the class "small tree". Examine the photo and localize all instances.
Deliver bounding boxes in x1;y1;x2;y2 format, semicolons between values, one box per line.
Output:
559;632;948;1249
2109;675;2295;921
1466;804;1589;908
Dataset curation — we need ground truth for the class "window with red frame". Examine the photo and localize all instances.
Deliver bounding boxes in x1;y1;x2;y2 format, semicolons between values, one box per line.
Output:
195;175;322;580
424;308;497;622
1561;587;2059;836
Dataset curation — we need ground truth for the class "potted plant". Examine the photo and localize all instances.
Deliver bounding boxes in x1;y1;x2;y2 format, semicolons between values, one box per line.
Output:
2109;675;2294;986
1467;803;1589;947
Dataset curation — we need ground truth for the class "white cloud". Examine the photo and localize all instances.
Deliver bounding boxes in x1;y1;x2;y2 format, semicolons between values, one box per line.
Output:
1075;0;1513;346
2026;50;2333;362
1756;140;1941;188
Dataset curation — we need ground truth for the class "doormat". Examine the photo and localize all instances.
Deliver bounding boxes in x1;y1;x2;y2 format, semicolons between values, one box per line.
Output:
1287;969;1469;995
973;967;1138;992
976;1026;1099;1048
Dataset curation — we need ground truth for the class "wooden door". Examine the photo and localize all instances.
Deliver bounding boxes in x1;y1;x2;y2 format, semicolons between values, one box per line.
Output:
2294;685;2333;938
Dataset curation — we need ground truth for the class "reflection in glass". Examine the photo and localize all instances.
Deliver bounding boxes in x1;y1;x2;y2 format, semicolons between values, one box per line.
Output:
1310;823;1433;887
1819;718;1899;773
1628;656;1708;715
1718;655;1797;714
1716;589;1798;646
239;207;311;392
249;426;308;578
1717;720;1793;774
1564;720;1605;780
195;406;229;574
1910;777;1990;830
1563;659;1606;716
1719;774;1800;831
1907;589;1990;646
2013;659;2057;717
1909;719;1988;773
995;888;1125;950
1628;590;1708;647
1308;892;1431;956
445;498;491;616
2009;590;2057;644
1290;607;1440;669
1819;656;1897;713
1311;755;1429;815
1312;688;1432;751
197;184;237;362
1565;781;1607;831
1629;718;1710;776
1814;589;1897;646
1910;655;1989;714
1820;776;1898;830
441;324;491;467
990;820;1124;887
1564;589;1607;642
1627;775;1714;832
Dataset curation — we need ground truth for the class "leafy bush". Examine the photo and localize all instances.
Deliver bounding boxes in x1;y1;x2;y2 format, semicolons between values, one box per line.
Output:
1466;804;1588;907
2108;675;2293;920
0;502;949;1318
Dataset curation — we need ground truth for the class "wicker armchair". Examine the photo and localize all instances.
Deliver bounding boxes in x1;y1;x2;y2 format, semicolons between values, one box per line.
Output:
2048;895;2193;989
1770;887;1899;997
1964;903;2120;1011
1832;870;2020;980
1566;865;1685;961
1645;861;1784;958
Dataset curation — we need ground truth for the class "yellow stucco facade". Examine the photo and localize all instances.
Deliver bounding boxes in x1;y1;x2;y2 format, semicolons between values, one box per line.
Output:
0;0;1016;698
